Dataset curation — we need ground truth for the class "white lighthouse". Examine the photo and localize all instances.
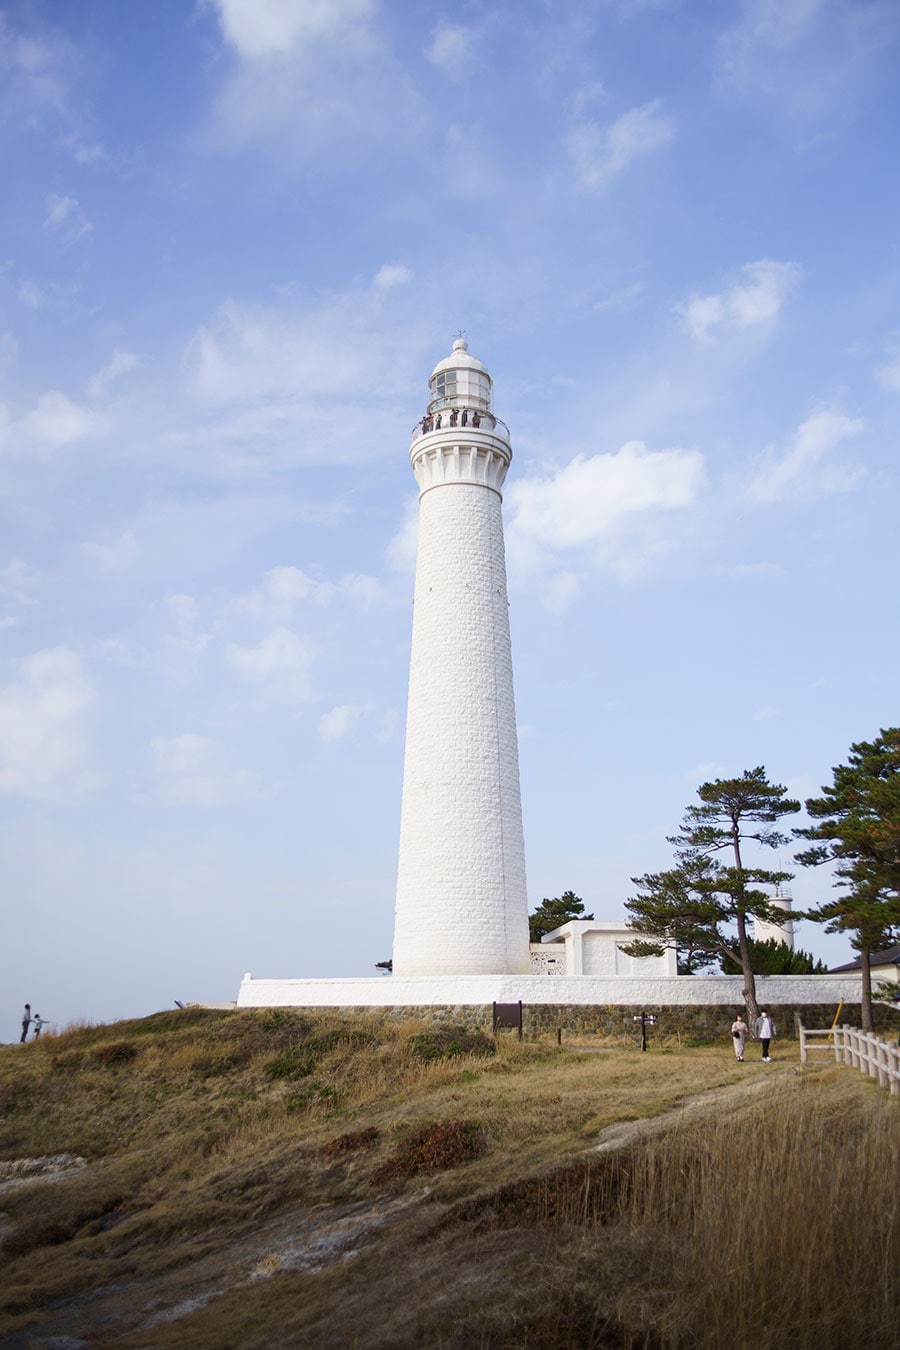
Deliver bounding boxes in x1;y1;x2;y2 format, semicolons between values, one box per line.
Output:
391;339;531;977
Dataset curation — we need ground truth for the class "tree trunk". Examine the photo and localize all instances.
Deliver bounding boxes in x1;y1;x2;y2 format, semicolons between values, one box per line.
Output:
732;826;760;1025
860;949;874;1033
736;909;761;1025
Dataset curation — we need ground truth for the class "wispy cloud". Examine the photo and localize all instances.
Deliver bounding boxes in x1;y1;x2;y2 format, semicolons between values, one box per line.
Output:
202;0;423;162
875;336;900;392
716;0;899;117
319;702;372;742
564;99;677;190
229;566;383;624
426;24;477;77
678;260;800;340
0;647;98;801
0;13;68;126
0;390;96;454
44;193;93;245
150;733;262;807
746;410;865;503
87;350;138;400
225;627;317;707
79;530;138;570
208;0;374;61
162;594;211;676
373;262;412;290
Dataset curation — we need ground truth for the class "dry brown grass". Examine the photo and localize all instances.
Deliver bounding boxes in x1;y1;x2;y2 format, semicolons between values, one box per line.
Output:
0;1009;896;1349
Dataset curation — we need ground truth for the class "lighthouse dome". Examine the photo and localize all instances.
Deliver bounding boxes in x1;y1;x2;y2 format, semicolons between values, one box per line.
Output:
428;337;493;414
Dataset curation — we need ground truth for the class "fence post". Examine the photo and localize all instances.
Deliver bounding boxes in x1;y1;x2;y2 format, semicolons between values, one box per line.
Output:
868;1032;879;1083
799;1020;807;1066
846;1026;858;1070
877;1038;889;1090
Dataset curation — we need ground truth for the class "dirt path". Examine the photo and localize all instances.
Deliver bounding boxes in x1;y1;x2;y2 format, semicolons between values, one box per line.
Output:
591;1065;792;1153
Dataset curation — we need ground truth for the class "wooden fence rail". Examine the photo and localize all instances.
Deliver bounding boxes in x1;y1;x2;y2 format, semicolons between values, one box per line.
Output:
798;1022;900;1096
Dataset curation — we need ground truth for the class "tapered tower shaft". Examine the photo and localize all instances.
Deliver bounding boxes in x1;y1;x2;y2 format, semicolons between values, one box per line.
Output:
392;340;530;977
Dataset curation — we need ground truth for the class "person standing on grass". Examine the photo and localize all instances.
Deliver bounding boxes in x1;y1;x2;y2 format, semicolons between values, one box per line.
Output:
731;1013;748;1061
32;1014;47;1039
755;1010;776;1061
20;1004;32;1043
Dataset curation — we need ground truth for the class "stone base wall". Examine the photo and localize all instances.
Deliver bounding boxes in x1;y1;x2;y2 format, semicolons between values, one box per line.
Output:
256;1001;900;1044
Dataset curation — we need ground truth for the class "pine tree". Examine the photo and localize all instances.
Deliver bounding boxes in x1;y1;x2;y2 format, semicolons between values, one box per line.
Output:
529;891;594;943
795;728;900;1031
623;768;800;1022
720;937;827;975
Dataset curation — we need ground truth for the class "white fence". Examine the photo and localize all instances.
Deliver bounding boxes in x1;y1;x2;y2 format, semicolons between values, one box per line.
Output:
798;1022;900;1096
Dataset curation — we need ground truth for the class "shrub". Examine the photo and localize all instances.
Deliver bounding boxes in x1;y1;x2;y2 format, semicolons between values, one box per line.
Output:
369;1119;488;1186
321;1127;381;1158
89;1042;138;1066
263;1028;376;1081
407;1026;494;1064
284;1083;340;1110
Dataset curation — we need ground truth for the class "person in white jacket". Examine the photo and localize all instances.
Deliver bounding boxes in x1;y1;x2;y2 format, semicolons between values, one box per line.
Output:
755;1011;776;1061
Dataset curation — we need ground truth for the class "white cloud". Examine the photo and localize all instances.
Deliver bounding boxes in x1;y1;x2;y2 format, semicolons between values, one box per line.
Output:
716;0;898;116
229;566;314;623
746;411;865;503
87;349;138;399
506;441;705;603
80;530;138;570
508;441;705;550
538;571;580;614
0;560;38;606
162;594;211;672
373;262;412;290
17;278;45;309
209;0;373;61
225;626;316;706
0;15;68;125
730;561;784;579
565;100;676;190
875;337;900;392
151;734;261;807
0;647;98;801
730;0;826;54
229;565;383;623
679;260;800;340
44;193;93;245
202;0;423;165
426;24;476;76
185;296;393;406
0;390;96;454
386;497;419;573
319;702;371;742
753;705;780;721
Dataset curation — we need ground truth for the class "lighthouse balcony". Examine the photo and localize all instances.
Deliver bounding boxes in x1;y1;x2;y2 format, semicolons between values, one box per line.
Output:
411;411;510;445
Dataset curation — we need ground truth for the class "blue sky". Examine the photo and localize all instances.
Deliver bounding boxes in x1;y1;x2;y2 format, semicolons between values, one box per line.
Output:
2;0;899;1032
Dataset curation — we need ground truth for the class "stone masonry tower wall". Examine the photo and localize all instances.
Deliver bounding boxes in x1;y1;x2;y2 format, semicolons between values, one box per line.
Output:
392;341;530;977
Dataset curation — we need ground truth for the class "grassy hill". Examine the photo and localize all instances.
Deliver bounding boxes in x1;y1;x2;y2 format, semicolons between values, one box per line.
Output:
0;1008;897;1348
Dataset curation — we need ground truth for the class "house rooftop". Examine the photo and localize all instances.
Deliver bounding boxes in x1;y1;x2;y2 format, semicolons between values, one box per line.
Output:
828;944;900;973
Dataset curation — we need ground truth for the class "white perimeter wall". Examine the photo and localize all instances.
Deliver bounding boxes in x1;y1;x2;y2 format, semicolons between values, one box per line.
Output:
392;477;530;977
237;973;863;1008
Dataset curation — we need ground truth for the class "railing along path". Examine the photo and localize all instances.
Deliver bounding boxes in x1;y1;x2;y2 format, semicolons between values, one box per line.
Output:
798;1021;899;1096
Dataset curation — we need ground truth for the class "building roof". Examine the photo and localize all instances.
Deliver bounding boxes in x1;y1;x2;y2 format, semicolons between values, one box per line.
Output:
829;944;900;973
